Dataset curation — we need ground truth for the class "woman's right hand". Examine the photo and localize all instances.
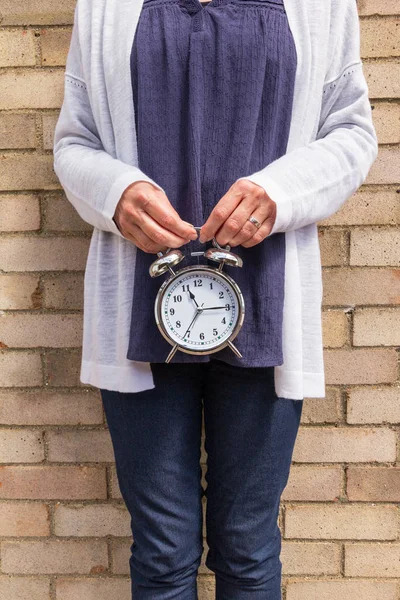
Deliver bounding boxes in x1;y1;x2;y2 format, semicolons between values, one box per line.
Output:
113;180;198;253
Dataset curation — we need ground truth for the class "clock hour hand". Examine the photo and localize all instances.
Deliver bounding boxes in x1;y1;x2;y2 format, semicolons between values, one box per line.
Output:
188;289;199;308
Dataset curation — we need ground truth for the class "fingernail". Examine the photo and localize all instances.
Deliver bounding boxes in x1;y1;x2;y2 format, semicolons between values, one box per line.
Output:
189;229;198;240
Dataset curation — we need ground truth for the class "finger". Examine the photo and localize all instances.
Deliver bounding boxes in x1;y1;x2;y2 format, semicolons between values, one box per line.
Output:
123;222;170;254
214;195;266;246
199;184;243;243
240;215;276;248
227;206;271;247
134;187;198;240
134;210;194;248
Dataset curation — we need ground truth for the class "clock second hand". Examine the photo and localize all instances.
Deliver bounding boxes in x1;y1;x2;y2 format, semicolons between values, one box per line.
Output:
183;302;204;338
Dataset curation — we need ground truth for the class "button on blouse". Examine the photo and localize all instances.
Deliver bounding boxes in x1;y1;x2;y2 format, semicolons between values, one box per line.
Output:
126;0;297;366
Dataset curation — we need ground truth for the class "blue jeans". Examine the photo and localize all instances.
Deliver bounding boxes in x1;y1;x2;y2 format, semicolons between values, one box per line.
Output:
100;359;303;599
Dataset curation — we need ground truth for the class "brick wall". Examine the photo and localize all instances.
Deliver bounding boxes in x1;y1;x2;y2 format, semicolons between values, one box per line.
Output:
0;0;399;598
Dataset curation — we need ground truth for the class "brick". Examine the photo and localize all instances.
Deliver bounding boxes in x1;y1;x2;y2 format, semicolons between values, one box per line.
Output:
0;501;49;535
347;386;400;424
354;307;400;345
366;146;400;184
47;430;114;462
0;194;40;231
0;30;36;67
301;389;342;423
358;1;400;16
318;229;348;267
0;429;44;463
0;576;50;600
350;227;400;266
42;194;92;231
0;466;107;499
199;546;210;577
345;542;400;577
281;541;341;575
0;154;59;191
286;579;397;600
0;390;102;425
42;112;59;149
360;18;400;57
110;539;131;574
0;113;36;149
281;466;342;501
44;349;83;387
198;577;215;600
0;69;64;110
0;351;42;387
322;310;349;348
347;466;400;501
322;267;400;306
0;237;89;271
56;578;131;600
285;504;398;540
292;427;396;463
41;28;72;66
110;465;122;499
370;103;400;144
364;61;400;98
319;188;399;226
324;348;398;385
1;539;108;575
0;313;82;348
54;503;131;537
0;273;40;309
0;1;76;26
42;273;84;309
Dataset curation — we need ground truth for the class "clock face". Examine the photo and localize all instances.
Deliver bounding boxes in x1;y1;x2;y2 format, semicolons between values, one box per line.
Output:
156;266;243;353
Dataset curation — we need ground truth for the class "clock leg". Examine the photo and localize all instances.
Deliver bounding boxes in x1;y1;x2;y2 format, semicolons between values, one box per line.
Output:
165;344;179;363
227;340;243;358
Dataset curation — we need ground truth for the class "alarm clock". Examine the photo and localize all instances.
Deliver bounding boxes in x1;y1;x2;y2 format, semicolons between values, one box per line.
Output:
149;227;245;363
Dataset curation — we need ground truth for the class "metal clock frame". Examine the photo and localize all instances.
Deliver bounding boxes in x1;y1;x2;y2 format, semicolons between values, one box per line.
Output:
154;264;245;362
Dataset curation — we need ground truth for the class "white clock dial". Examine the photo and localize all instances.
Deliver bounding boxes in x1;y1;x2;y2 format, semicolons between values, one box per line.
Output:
157;267;242;352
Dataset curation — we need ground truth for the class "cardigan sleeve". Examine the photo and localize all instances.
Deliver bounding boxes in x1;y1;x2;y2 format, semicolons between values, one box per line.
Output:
52;2;166;238
237;0;378;236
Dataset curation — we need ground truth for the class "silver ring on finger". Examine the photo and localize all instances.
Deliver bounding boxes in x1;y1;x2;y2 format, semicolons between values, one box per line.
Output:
247;215;262;229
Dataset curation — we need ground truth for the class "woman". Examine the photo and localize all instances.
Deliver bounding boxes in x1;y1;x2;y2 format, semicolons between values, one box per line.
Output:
53;0;378;597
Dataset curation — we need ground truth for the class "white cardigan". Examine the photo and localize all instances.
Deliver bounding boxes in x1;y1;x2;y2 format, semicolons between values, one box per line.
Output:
53;0;378;400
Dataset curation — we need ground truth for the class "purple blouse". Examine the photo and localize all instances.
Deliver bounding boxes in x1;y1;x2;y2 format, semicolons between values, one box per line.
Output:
126;0;297;366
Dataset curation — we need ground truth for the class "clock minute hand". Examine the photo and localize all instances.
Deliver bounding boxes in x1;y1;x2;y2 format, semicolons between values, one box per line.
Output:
201;305;226;310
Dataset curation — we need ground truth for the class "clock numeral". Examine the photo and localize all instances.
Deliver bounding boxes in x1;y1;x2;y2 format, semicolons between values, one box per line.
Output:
213;328;218;336
173;295;182;303
209;282;213;289
219;291;224;299
194;279;203;287
169;308;175;315
221;317;226;324
186;331;191;338
199;332;205;340
225;303;231;311
176;320;181;328
182;284;190;292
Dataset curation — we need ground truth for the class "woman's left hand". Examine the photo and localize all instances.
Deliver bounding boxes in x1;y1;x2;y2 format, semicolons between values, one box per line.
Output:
198;179;277;248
